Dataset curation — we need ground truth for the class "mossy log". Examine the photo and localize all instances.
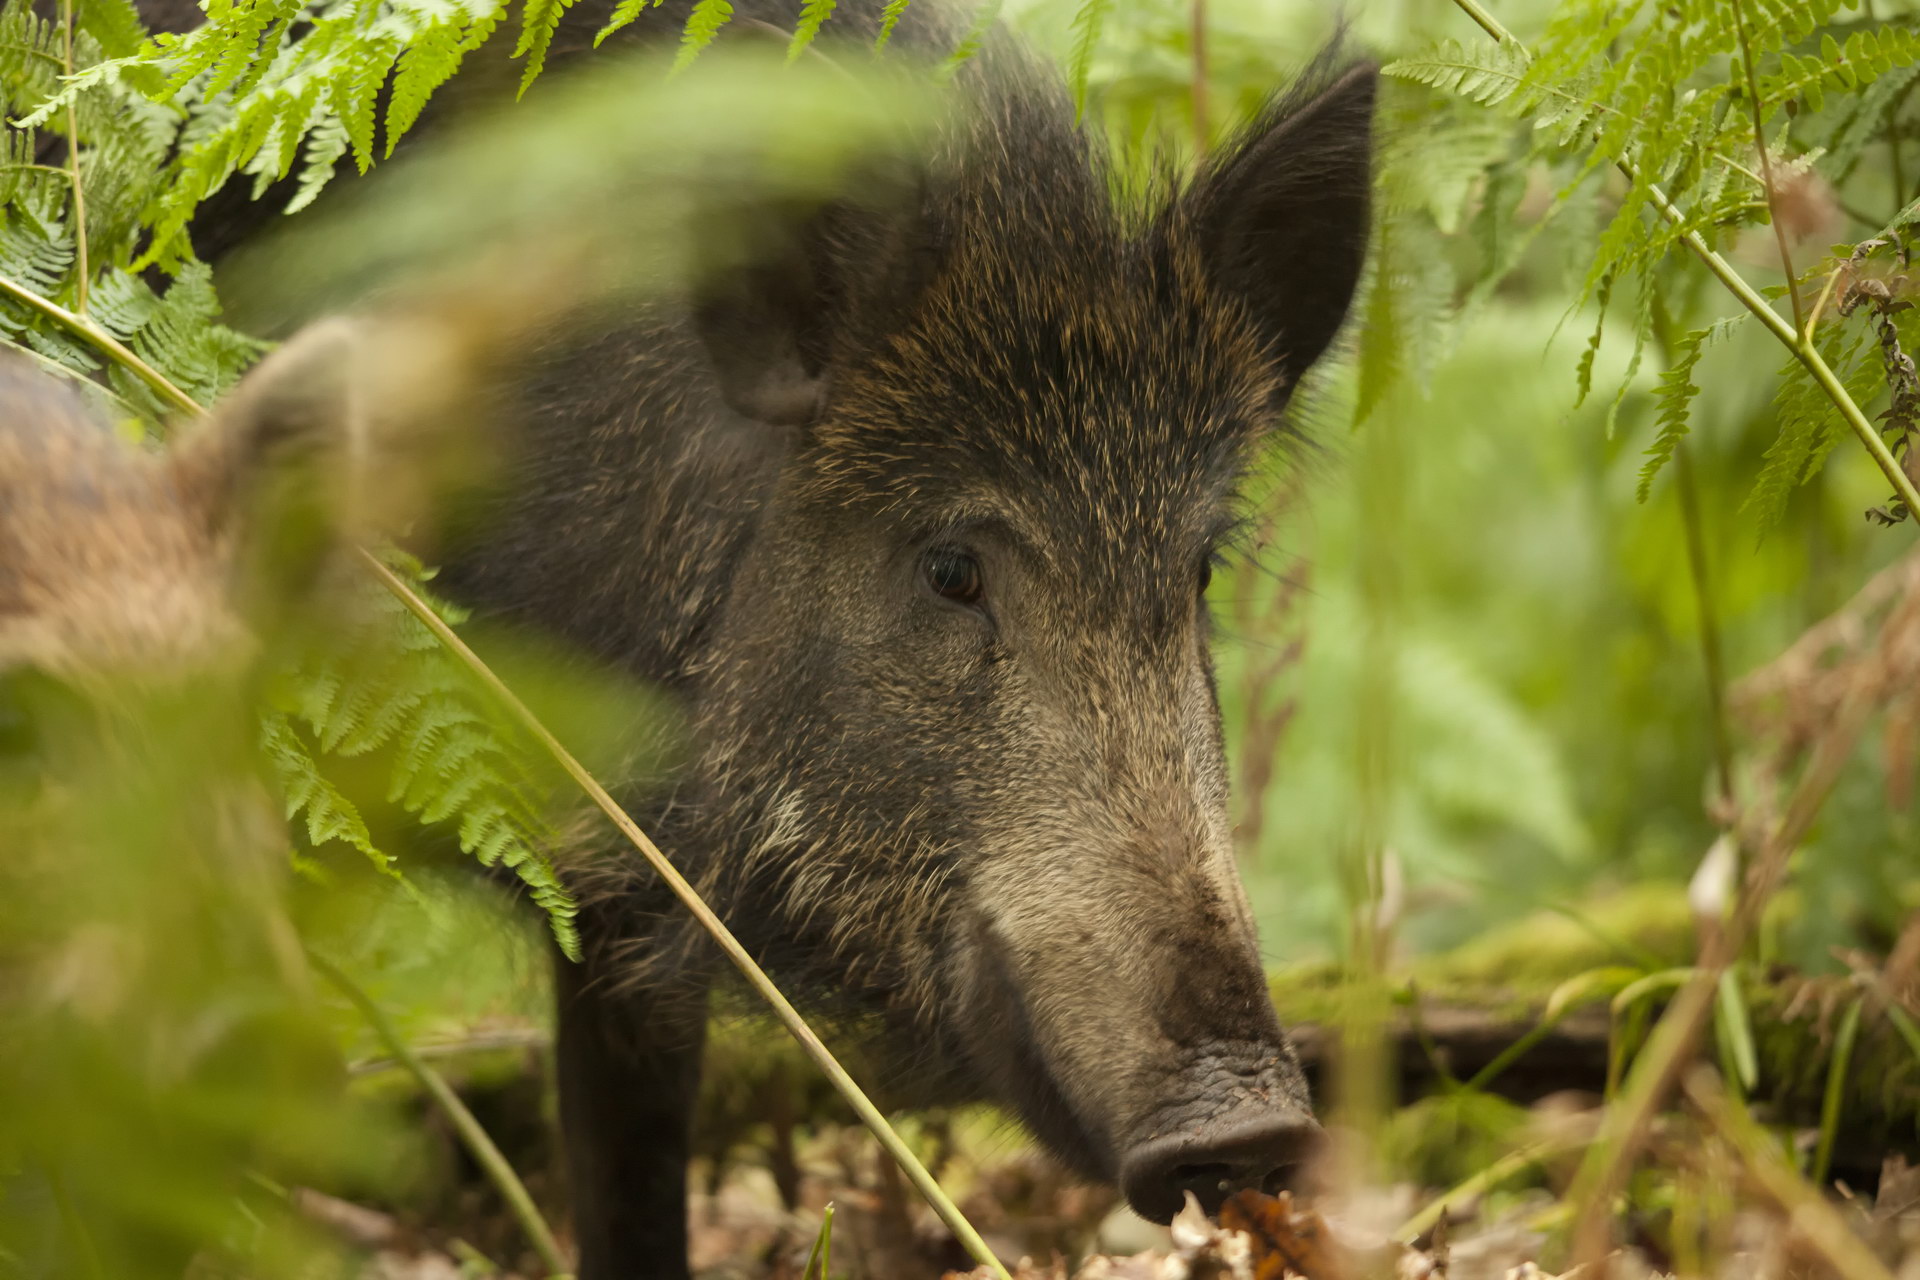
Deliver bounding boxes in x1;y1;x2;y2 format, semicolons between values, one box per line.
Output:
1270;886;1920;1185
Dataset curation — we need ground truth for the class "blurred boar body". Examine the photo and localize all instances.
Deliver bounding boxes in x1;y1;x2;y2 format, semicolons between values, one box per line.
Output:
0;331;397;1276
412;4;1380;1273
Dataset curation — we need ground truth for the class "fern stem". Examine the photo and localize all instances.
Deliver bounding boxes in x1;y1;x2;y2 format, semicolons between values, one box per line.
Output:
1674;442;1734;811
1451;0;1513;44
1796;329;1920;519
1442;0;1920;525
57;0;87;317
309;951;574;1280
0;274;199;415
1728;0;1804;332
1189;0;1209;154
354;549;1014;1280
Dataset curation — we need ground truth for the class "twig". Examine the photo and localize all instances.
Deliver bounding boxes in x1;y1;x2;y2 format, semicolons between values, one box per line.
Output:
1685;1069;1898;1280
57;0;87;316
348;1027;551;1076
355;549;1013;1280
0;274;196;414
1728;0;1803;331
1443;0;1920;525
309;952;574;1279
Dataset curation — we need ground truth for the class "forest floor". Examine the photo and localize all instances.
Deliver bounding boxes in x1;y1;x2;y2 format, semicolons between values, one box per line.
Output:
308;1082;1920;1280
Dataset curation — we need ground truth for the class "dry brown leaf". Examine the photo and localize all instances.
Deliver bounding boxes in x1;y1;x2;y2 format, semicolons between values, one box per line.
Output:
1221;1190;1368;1280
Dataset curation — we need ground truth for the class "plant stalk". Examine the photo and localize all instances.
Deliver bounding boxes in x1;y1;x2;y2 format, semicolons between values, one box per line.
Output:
1675;442;1735;810
1728;0;1804;331
0;274;197;414
1190;0;1209;154
1686;1069;1897;1280
58;0;87;316
308;951;574;1280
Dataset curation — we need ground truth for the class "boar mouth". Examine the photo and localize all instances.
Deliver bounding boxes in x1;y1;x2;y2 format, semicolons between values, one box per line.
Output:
1117;1093;1323;1222
957;914;1325;1224
959;922;1119;1183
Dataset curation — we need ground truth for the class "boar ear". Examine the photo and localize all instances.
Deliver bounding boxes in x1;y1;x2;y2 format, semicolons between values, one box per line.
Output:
690;165;932;427
691;211;833;427
1189;60;1377;387
171;315;499;616
170;320;362;614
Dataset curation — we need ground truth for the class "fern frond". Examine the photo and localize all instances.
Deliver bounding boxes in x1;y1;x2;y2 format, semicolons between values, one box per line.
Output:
592;0;654;47
1637;315;1746;499
1741;324;1878;531
788;0;836;60
939;0;1000;77
1065;0;1110;116
671;0;734;72
515;0;575;93
269;555;583;959
872;0;912;51
1384;40;1534;109
261;711;397;875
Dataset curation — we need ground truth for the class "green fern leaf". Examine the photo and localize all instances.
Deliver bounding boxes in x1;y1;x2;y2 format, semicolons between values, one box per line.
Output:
1638;315;1745;500
788;0;836;59
1741;325;1877;531
515;0;576;94
1065;0;1110;116
592;0;655;47
872;0;912;51
939;0;1000;77
671;0;734;73
1383;39;1533;109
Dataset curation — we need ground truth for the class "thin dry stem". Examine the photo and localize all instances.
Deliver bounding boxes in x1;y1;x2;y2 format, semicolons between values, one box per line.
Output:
310;952;574;1280
57;0;87;316
0;274;196;414
1686;1069;1899;1280
1728;0;1804;331
1565;583;1920;1263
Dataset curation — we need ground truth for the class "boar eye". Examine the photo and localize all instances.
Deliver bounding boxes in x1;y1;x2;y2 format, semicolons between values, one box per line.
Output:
1199;551;1227;596
924;548;984;607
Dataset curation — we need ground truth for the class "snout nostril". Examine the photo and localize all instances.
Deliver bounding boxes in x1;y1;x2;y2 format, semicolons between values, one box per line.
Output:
1170;1162;1236;1198
1119;1108;1324;1224
1260;1162;1305;1196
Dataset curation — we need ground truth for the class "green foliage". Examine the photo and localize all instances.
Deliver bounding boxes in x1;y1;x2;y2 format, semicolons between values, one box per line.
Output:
1385;0;1920;521
1637;314;1747;499
789;0;838;58
1742;324;1878;530
1064;0;1110;113
263;556;582;960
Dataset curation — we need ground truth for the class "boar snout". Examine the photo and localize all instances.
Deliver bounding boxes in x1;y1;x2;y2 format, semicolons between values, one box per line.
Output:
1118;1050;1324;1222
